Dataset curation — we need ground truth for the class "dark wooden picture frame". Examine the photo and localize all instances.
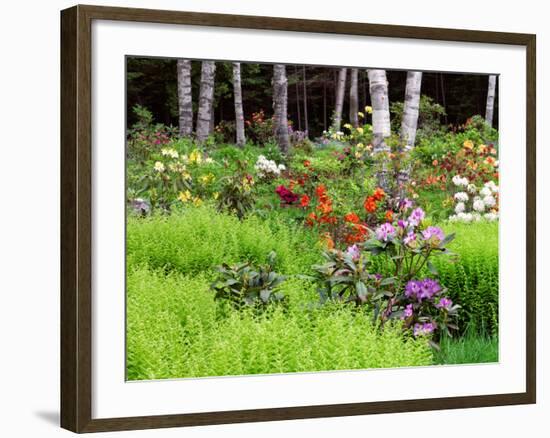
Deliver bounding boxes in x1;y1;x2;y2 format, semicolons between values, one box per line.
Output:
61;4;536;433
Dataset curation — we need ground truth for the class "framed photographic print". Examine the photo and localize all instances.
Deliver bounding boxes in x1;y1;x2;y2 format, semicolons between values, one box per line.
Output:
60;4;536;433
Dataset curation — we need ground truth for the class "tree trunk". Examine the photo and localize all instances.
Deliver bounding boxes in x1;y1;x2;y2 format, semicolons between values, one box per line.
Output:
368;69;391;192
176;59;193;137
272;64;290;154
232;62;246;146
397;71;422;199
349;68;359;127
332;67;347;131
302;65;309;136
485;75;497;127
400;71;422;151
196;61;216;143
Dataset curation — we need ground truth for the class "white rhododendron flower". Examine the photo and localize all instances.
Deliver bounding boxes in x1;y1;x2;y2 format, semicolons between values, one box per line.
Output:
484;212;499;221
479;186;492;197
153;161;165;172
457;212;473;222
473;198;486;212
455;202;466;214
467;183;477;194
254;155;285;178
483;195;496;207
452;175;469;187
161;148;179;159
454;192;469;202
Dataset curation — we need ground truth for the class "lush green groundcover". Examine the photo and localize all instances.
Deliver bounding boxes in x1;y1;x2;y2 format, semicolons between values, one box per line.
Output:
127;206;498;380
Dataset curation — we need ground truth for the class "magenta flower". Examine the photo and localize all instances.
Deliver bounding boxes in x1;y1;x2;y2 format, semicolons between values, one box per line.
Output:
413;321;437;337
403;303;414;318
405;279;441;301
399;198;413;210
376;222;396;242
436;297;453;310
404;230;416;245
397;219;407;229
422;226;445;242
275;185;298;204
405;280;421;299
407;207;425;227
345;244;361;261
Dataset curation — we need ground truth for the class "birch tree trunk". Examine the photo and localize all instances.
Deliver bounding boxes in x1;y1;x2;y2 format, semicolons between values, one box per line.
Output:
195;61;216;143
176;59;193;137
396;71;422;199
368;69;392;192
485;75;497;127
332;67;347;131
400;71;422;151
272;64;290;154
349;68;359;127
232;62;246;146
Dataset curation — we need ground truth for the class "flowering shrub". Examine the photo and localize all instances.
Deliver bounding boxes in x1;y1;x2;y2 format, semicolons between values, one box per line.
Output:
127;105;177;162
216;160;256;219
359;203;460;340
254;155;286;179
245;110;275;145
449;177;499;222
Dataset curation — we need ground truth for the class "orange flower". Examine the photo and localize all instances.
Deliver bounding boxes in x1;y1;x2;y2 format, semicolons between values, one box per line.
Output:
315;184;327;198
306;212;317;226
317;201;333;215
373;188;385;201
300;194;310;208
385;210;393;221
364;196;377;213
322;233;335;250
344;212;360;224
303;160;311;168
432;159;439;166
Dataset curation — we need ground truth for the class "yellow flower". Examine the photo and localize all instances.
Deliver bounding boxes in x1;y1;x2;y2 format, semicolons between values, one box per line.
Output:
192;196;203;206
153;161;165;172
356;127;364;135
463;140;474;150
199;173;215;185
161;148;178;159
365;106;373;114
178;190;192;203
181;171;192;180
358;111;365;119
213;192;219;200
354;151;363;159
189;149;202;164
343;123;352;130
356;143;364;149
477;144;487;154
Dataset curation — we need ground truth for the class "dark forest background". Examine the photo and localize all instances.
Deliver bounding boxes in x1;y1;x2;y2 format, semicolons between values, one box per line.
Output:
127;58;498;137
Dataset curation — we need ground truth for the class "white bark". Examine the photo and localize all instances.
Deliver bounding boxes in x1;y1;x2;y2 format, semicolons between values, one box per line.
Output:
196;61;216;143
232;62;246;146
485;75;497;127
272;64;290;154
332;67;347;131
400;71;422;151
349;68;359;127
176;59;193;137
368;69;391;192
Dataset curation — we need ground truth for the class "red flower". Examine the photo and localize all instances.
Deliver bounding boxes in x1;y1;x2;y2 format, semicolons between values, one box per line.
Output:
300;194;310;208
275;185;299;204
344;212;360;224
315;184;327;198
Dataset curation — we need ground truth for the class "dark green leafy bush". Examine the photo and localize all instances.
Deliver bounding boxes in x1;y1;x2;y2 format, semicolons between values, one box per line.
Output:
211;251;287;309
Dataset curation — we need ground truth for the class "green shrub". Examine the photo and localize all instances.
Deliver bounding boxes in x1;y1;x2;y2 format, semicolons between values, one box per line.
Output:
127;267;433;380
127;205;321;276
